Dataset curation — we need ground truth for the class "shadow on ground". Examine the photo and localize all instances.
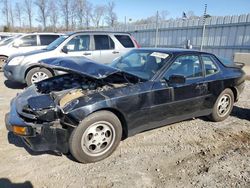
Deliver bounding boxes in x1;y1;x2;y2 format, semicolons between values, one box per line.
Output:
7;132;63;157
231;106;250;121
4;80;26;89
0;178;33;188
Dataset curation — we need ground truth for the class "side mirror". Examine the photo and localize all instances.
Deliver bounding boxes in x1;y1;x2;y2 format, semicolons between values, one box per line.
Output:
169;75;186;85
62;46;68;54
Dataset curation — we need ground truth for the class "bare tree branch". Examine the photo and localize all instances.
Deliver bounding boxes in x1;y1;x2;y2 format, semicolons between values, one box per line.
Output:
24;0;33;29
15;2;22;27
35;0;49;31
48;0;58;31
105;1;117;27
91;5;106;28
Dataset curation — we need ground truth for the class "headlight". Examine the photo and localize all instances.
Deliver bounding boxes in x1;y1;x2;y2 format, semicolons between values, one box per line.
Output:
8;56;24;65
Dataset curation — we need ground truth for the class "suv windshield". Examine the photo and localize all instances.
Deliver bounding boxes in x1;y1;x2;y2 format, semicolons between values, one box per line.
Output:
0;37;15;46
46;35;69;50
110;49;170;80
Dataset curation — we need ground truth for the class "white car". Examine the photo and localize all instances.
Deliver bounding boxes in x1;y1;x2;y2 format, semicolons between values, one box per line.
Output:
4;31;140;86
0;33;62;71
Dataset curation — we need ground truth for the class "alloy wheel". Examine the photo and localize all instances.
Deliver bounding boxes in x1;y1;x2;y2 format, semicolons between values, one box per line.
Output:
31;71;49;84
81;121;115;156
217;94;232;117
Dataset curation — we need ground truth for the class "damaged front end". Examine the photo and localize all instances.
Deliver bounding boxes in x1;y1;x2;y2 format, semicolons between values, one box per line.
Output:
5;71;131;153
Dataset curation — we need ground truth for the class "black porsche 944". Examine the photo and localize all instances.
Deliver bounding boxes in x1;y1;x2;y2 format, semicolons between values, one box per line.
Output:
5;48;245;163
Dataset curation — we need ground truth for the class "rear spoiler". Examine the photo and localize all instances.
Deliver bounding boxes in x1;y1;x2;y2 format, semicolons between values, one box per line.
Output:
234;62;245;68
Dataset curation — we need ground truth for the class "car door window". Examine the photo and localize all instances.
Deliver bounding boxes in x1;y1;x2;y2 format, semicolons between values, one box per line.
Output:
40;35;60;46
164;55;202;80
115;35;134;48
19;35;37;47
94;35;114;50
65;35;90;51
201;55;219;76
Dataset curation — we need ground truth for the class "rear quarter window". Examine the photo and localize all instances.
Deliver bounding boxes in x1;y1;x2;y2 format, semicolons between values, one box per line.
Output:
40;35;60;45
115;35;135;48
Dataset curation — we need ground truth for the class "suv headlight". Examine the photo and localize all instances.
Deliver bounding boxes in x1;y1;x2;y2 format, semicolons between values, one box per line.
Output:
8;56;24;65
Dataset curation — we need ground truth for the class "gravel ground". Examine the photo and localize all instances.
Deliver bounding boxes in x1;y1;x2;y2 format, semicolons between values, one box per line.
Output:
0;73;249;188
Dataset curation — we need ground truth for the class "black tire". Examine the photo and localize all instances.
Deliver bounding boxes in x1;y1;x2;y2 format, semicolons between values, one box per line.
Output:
0;56;8;72
69;111;122;163
209;88;234;122
25;67;53;86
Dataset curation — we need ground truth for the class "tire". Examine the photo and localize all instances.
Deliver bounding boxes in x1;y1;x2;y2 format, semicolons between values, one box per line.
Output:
25;67;53;86
209;88;234;122
0;56;7;72
69;111;122;163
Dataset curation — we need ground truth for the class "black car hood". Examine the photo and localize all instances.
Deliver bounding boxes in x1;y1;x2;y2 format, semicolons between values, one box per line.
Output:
39;57;121;79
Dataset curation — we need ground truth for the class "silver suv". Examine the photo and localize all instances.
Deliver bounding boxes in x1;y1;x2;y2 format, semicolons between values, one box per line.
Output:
0;33;62;71
4;31;140;85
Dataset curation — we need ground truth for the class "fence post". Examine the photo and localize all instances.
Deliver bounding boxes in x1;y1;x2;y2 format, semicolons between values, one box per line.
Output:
200;4;207;51
155;11;159;48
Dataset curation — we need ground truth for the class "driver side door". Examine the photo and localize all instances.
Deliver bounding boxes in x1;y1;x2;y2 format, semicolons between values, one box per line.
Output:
148;54;208;128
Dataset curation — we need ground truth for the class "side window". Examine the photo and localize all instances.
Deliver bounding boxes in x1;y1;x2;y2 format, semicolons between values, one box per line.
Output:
164;55;202;80
65;35;90;51
19;35;37;47
115;35;134;48
202;55;219;76
94;35;114;50
40;35;59;45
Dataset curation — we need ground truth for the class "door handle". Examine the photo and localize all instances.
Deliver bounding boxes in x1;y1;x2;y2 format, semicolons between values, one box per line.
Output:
83;52;91;56
112;51;119;54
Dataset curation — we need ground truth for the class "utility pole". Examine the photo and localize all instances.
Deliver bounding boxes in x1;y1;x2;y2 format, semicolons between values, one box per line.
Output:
200;4;207;51
155;11;159;48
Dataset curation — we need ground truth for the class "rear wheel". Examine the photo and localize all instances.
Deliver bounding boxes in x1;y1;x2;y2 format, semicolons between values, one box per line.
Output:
209;88;234;122
69;111;122;163
0;56;7;72
26;67;53;86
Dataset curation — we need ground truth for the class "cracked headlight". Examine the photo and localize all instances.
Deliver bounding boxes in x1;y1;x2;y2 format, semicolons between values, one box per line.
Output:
8;56;25;65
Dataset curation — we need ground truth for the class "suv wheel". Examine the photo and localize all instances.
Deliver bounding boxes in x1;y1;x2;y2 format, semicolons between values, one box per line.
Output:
0;56;7;72
69;111;122;163
26;67;53;86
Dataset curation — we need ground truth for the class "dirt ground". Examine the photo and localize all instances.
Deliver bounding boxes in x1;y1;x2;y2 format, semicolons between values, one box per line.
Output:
0;73;249;188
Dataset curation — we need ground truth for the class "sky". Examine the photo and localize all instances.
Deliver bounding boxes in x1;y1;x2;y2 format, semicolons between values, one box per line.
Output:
93;0;250;22
1;0;250;26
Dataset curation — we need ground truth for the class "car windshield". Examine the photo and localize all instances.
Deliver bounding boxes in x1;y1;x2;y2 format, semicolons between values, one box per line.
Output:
0;37;15;46
110;49;170;80
46;35;69;50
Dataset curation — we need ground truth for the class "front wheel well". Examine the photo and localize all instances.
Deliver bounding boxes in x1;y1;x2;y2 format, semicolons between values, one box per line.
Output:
94;108;128;140
229;87;238;102
24;66;54;79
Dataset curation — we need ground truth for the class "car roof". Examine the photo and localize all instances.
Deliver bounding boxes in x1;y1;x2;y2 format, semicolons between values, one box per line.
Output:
66;30;131;36
134;48;213;55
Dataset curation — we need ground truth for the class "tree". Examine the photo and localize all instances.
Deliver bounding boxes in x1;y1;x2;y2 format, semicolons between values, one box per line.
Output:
48;0;58;31
1;0;9;26
91;5;106;28
75;0;85;28
35;0;49;31
9;1;14;28
24;0;33;29
15;2;22;27
105;1;117;27
60;0;70;30
84;0;92;29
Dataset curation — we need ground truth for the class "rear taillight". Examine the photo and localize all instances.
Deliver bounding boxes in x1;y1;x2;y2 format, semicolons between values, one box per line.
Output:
131;36;141;48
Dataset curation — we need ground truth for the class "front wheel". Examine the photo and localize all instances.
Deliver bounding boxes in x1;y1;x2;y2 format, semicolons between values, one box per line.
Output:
25;67;53;86
69;111;122;163
209;88;234;122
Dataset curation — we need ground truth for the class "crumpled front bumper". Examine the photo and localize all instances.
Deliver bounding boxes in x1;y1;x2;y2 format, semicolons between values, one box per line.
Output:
5;98;69;153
